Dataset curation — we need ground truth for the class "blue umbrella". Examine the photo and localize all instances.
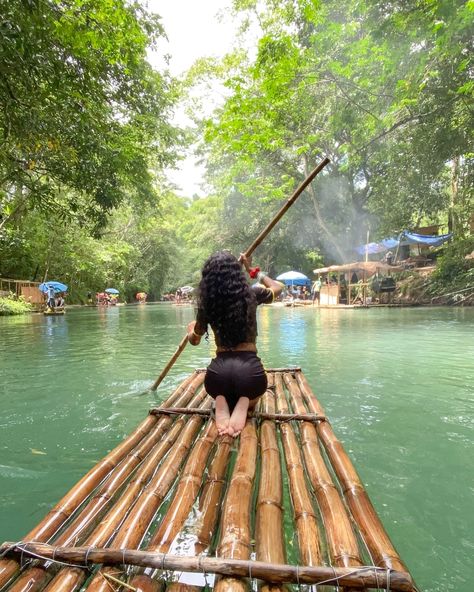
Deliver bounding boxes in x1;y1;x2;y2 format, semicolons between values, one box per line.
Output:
105;288;119;294
276;271;311;286
39;281;68;293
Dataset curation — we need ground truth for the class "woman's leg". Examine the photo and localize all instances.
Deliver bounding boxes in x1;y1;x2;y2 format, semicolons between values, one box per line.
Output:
214;395;231;435
228;396;250;437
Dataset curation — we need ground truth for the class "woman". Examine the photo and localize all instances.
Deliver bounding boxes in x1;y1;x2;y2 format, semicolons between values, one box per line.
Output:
187;251;283;437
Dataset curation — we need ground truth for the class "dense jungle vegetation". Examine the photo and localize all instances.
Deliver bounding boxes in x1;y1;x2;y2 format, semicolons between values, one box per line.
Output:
0;0;472;302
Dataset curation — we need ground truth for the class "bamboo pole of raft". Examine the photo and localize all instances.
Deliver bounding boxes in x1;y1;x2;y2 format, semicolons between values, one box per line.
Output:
3;379;208;592
149;407;325;422
255;377;286;592
214;421;258;592
274;373;322;566
127;420;221;592
282;373;364;570
295;372;409;573
150;158;330;391
0;372;203;591
193;430;233;554
0;544;416;592
83;399;213;592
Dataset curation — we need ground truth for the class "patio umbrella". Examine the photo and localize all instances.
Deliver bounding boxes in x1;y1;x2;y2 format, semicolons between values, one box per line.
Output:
276;271;310;286
39;281;68;293
105;288;119;294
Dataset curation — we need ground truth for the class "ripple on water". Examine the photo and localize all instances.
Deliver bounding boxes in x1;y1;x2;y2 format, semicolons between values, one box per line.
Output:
1;305;473;592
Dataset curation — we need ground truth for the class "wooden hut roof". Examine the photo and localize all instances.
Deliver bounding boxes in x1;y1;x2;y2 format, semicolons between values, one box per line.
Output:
313;261;403;276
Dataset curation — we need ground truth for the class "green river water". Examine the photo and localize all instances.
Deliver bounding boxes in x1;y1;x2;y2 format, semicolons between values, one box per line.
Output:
0;304;473;591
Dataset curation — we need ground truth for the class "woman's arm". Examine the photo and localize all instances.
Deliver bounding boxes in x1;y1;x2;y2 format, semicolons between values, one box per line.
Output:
187;320;202;346
239;253;284;299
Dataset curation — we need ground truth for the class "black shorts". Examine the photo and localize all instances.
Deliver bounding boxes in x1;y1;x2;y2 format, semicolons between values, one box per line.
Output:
204;351;267;411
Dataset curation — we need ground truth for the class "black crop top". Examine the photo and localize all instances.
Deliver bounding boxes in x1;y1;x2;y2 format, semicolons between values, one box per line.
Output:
194;286;274;347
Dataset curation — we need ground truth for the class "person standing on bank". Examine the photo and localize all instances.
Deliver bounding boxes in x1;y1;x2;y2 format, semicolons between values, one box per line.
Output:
187;251;283;437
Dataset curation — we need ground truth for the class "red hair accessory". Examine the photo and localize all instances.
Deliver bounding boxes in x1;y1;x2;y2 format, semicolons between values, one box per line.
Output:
249;267;260;279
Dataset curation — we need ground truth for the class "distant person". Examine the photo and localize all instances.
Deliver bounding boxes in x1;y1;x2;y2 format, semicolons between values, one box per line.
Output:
187;251;283;438
46;285;56;309
385;250;394;265
56;294;65;308
175;288;182;304
311;277;322;305
87;291;93;305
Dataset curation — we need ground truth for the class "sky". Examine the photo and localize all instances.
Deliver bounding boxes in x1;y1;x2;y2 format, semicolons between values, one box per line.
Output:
145;0;238;197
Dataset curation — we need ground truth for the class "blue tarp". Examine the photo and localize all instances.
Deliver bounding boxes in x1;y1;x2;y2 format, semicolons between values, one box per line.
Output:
355;232;452;255
403;232;453;246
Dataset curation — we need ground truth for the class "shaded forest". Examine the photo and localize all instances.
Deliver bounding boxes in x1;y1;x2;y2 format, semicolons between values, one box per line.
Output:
1;0;472;302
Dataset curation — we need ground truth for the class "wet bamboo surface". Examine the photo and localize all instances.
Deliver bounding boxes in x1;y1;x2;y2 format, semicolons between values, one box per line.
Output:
1;369;418;592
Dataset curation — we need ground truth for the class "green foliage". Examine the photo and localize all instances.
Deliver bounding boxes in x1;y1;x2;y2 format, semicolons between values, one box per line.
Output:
0;294;33;316
191;0;473;264
430;236;474;287
0;0;179;227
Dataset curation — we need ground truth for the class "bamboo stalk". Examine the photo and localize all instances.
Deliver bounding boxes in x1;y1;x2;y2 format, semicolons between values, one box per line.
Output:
296;372;409;572
193;435;233;555
283;373;363;570
84;399;213;592
0;372;204;588
243;158;330;257
214;421;258;592
256;383;286;592
151;335;189;391
274;373;322;566
150;408;325;422
0;543;415;591
29;384;207;592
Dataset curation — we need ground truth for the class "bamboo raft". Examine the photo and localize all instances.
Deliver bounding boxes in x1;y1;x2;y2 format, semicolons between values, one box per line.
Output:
0;369;418;592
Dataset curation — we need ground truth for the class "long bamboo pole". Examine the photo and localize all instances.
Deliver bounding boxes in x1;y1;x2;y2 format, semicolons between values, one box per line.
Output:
214;421;258;592
283;373;364;570
256;378;286;592
193;433;233;555
295;372;409;573
149;407;325;422
274;373;322;566
0;373;202;590
150;158;330;391
150;335;189;391
0;543;416;591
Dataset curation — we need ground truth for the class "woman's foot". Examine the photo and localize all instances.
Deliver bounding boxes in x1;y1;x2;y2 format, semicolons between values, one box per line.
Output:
228;397;250;437
215;396;231;436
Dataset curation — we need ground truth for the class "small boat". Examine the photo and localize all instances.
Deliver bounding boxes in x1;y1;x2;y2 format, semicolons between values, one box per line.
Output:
0;368;418;592
43;308;65;316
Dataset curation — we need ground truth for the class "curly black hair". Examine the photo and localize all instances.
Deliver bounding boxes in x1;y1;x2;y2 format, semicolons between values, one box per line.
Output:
197;251;255;347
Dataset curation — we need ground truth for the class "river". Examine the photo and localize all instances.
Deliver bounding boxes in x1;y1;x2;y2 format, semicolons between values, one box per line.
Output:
0;304;473;591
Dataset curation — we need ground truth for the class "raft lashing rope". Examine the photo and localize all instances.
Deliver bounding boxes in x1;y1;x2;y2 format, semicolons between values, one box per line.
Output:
0;369;419;592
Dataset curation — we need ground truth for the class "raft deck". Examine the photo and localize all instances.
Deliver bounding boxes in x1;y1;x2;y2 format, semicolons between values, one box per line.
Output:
0;369;418;592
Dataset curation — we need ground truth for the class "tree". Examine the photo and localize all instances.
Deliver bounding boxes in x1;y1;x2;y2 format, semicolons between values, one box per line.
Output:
0;0;179;229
